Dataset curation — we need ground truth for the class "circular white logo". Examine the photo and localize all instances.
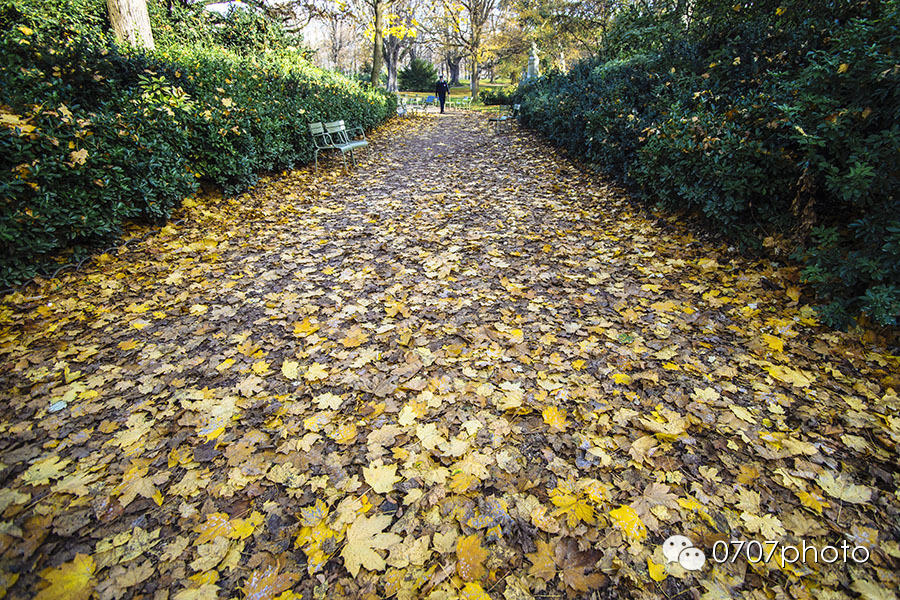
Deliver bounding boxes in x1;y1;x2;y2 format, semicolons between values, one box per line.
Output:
662;535;706;571
662;535;694;564
678;546;706;571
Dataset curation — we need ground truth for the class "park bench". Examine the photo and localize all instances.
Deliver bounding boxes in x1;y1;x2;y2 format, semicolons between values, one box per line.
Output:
397;98;411;118
403;96;426;114
451;96;472;109
308;120;369;172
488;103;520;132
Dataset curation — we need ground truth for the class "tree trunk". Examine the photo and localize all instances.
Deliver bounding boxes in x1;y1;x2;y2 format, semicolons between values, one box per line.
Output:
107;0;155;50
469;28;482;98
370;0;384;85
383;42;400;92
446;55;462;86
385;59;398;91
328;19;344;70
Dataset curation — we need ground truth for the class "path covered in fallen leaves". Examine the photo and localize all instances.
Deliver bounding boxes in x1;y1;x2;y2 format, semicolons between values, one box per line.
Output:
1;111;898;600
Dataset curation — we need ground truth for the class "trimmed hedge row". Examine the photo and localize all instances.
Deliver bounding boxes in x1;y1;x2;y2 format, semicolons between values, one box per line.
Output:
479;85;517;105
0;8;396;287
516;0;899;327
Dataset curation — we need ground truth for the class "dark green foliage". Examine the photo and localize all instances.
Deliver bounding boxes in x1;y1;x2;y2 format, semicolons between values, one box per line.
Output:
517;0;899;327
0;1;396;287
399;58;437;92
479;85;517;105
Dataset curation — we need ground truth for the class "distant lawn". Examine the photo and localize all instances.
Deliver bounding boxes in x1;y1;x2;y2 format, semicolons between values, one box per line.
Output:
397;80;513;100
397;79;510;110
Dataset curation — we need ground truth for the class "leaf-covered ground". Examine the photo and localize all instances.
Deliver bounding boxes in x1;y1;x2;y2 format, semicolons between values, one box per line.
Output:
1;111;898;600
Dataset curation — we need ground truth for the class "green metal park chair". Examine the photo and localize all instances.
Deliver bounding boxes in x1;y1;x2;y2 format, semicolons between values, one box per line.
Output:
308;120;369;172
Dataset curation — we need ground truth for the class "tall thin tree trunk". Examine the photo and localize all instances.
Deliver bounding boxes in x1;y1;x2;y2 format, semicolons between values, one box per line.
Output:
107;0;155;50
370;0;384;85
384;43;400;92
446;55;462;86
469;60;479;99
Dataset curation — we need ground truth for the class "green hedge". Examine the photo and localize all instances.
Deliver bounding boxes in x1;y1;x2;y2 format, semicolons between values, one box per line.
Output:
516;0;899;327
479;85;517;105
0;3;396;287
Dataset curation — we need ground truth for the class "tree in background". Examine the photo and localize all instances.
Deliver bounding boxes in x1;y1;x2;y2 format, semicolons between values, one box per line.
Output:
366;0;387;83
399;57;438;91
480;4;527;81
514;0;613;65
375;0;420;92
106;0;155;49
441;0;495;98
306;0;357;70
444;51;463;85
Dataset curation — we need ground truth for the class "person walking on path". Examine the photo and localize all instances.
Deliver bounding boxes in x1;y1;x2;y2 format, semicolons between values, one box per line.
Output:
435;75;449;113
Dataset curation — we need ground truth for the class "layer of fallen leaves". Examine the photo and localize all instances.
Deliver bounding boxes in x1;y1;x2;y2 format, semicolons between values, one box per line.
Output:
0;112;898;600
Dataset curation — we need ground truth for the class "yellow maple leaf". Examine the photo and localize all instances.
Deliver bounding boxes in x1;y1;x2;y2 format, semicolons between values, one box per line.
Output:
647;557;667;581
837;63;849;74
195;512;234;544
691;386;720;402
384;298;409;317
741;512;786;538
795;489;828;514
550;487;594;527
172;583;220;600
232;511;264;540
340;514;401;576
304;363;329;381
456;534;488;581
677;496;715;526
240;563;298;600
35;553;96;600
251;360;270;376
527;539;556;581
362;463;400;494
765;364;813;388
115;465;164;507
611;373;632;385
332;422;358;445
816;472;872;504
415;423;443;450
760;333;784;352
729;405;756;423
341;326;369;348
609;505;647;541
22;455;70;486
281;360;300;380
542;406;568;432
69;148;88;166
449;471;479;493
303;412;332;431
215;358;235;373
293;317;320;337
460;582;491;600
